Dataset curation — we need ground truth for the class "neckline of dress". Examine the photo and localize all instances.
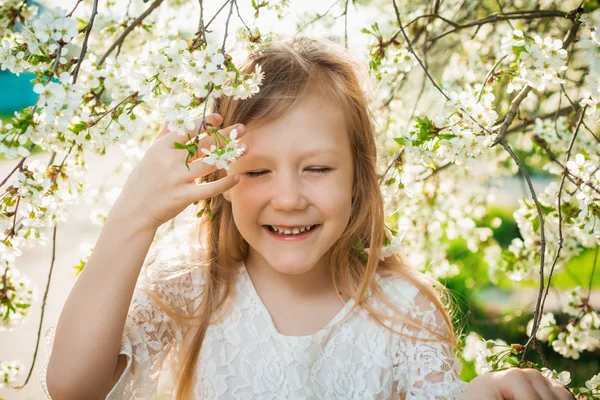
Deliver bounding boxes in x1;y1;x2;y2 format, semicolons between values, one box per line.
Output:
240;261;357;340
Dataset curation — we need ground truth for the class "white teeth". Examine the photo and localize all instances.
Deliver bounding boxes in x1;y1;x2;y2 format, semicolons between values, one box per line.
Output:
269;225;315;235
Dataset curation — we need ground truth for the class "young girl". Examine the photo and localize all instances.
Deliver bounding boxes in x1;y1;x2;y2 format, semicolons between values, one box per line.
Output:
40;38;572;400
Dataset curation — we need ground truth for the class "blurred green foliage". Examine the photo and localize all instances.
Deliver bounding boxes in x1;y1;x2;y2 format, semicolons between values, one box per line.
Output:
444;205;599;385
0;113;45;160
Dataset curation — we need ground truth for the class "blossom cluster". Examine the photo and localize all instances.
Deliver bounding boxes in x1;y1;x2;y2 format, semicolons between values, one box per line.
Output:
0;360;23;389
579;372;600;399
378;46;418;83
0;264;35;332
501;29;568;92
0;6;76;76
131;40;263;110
523;288;600;360
0;0;598;395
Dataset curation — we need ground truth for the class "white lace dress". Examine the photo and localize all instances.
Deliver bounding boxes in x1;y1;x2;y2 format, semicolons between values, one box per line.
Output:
39;261;466;399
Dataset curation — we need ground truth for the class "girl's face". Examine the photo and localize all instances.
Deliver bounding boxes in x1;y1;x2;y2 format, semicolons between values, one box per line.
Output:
224;91;354;276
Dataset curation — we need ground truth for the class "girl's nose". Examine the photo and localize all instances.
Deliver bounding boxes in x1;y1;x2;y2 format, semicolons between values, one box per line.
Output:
270;172;308;211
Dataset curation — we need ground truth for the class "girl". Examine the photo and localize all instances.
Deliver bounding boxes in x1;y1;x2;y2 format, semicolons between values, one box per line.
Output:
40;37;572;399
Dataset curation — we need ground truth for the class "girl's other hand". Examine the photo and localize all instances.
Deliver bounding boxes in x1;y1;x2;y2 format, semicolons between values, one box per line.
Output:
113;113;248;230
464;368;574;400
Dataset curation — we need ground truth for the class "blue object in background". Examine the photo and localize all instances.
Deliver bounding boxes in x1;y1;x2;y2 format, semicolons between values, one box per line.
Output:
0;71;37;114
0;0;45;115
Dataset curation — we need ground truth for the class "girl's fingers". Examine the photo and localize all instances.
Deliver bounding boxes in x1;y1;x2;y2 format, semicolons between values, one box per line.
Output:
528;376;560;400
524;369;574;400
152;120;170;143
185;173;240;203
165;113;223;145
497;369;543;400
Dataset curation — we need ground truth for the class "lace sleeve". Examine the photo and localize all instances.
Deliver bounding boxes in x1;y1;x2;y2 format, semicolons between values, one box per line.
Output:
393;291;466;400
37;268;205;400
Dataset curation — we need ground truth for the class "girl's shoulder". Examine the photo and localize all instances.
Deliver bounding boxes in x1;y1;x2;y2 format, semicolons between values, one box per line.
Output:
137;263;208;315
374;271;421;307
373;271;450;335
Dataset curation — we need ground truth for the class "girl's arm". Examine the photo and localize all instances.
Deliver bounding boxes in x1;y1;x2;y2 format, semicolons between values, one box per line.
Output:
464;368;574;400
45;204;159;399
44;115;245;399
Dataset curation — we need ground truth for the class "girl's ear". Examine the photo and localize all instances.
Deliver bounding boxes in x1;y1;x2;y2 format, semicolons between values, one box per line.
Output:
222;189;231;202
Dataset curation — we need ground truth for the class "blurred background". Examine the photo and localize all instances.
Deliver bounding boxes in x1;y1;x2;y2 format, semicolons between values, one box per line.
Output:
1;0;599;399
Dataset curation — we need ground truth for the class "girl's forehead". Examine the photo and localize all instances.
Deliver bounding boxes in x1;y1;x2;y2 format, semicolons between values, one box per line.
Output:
242;94;347;145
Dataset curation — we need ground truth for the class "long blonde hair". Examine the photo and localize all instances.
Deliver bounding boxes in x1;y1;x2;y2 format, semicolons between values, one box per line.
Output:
143;37;457;399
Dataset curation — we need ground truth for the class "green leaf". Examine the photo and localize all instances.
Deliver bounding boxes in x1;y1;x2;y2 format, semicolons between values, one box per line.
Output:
507;356;519;366
394;137;411;146
438;134;456;140
173;142;186;150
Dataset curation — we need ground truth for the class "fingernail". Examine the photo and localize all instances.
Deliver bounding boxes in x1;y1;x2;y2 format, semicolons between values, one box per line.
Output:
233;175;240;183
239;144;247;152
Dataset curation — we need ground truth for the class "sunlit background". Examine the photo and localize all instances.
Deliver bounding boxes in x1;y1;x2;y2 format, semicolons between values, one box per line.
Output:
1;0;598;399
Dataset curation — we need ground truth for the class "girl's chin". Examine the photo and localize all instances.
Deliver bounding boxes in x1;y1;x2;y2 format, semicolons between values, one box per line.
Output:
262;260;319;275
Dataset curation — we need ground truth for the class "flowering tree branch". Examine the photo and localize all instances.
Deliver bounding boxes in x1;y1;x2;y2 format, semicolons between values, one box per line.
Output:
97;0;165;66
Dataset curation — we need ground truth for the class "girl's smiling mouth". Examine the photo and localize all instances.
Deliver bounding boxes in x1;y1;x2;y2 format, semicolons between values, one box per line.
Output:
263;224;321;241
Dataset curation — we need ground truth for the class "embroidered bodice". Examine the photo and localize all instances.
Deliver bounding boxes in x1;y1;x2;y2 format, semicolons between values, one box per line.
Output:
39;262;466;399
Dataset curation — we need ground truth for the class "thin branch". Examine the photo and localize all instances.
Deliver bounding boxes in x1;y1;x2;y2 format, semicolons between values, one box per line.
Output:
535;106;587;357
97;0;165;66
234;0;250;32
505;104;580;137
497;137;547;360
491;86;532;146
589;246;599;299
220;0;236;54
344;0;350;49
71;0;99;83
191;0;208;50
7;0;28;29
205;0;232;30
0;144;35;189
12;225;58;390
430;9;575;42
391;0;449;102
477;55;507;102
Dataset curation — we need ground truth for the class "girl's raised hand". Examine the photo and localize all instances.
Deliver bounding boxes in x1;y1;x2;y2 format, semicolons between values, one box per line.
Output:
113;113;247;230
465;368;574;400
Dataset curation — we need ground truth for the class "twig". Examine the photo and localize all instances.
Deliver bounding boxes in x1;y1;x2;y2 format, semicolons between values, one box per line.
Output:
534;106;587;357
191;0;208;50
589;246;599;299
12;225;58;390
496;137;547;360
97;0;165;66
491;86;532;146
430;9;574;42
0;144;35;189
7;0;28;29
67;0;83;18
220;0;236;54
71;0;99;83
205;0;232;30
531;134;600;196
234;0;250;32
344;0;350;49
505;104;580;137
477;55;507;102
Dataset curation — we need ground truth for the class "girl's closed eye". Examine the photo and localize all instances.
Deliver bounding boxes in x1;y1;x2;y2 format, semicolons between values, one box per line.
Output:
245;167;332;177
